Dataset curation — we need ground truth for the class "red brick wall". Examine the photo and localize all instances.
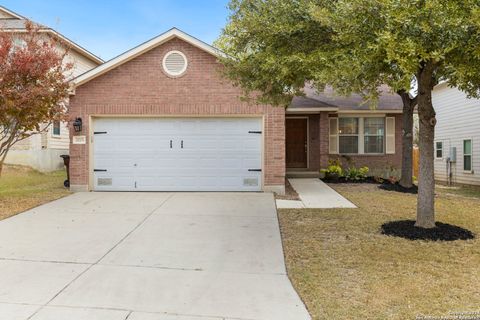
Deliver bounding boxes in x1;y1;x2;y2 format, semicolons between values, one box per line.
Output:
69;37;285;190
319;112;330;169
308;115;320;170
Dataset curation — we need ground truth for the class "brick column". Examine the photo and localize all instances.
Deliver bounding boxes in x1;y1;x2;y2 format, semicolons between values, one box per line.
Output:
319;112;330;169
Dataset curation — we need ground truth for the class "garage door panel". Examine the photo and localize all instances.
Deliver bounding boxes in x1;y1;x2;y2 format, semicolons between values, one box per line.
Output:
220;158;242;168
243;157;262;168
93;117;263;191
94;138;115;152
243;138;262;150
150;138;172;150
148;158;178;168
137;176;176;188
181;136;218;149
198;158;220;168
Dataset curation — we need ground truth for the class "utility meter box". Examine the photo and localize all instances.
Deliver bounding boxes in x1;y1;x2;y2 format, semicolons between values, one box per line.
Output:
449;147;457;162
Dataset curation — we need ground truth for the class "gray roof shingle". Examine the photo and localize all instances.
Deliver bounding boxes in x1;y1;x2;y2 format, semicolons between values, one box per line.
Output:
290;85;403;111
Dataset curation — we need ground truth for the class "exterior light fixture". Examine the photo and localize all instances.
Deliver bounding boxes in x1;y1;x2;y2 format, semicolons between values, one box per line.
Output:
73;117;82;132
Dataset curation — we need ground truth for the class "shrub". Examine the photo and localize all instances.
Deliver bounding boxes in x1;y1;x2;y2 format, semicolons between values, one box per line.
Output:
378;164;400;180
344;166;369;182
321;159;343;180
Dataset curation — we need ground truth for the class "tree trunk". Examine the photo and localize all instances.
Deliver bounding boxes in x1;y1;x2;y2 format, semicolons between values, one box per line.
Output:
416;64;437;229
399;92;415;188
0;152;7;178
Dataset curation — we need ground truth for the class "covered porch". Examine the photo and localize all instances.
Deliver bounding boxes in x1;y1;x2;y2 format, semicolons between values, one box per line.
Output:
284;85;403;180
285;113;331;178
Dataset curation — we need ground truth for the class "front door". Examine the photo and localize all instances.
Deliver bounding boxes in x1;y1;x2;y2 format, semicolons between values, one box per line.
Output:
286;118;308;168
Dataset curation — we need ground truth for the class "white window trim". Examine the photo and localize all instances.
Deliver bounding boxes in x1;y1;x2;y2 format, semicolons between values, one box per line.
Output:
385;117;395;154
435;141;444;160
337;116;386;155
329;117;339;154
463;138;473;173
51;121;61;138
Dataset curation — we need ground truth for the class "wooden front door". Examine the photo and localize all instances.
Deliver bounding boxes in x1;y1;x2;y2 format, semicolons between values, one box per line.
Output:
286;118;308;168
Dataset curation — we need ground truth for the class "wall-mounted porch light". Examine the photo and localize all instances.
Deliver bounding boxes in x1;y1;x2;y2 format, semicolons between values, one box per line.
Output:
73;117;82;132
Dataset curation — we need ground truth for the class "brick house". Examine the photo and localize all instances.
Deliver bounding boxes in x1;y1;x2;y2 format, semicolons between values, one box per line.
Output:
68;28;402;194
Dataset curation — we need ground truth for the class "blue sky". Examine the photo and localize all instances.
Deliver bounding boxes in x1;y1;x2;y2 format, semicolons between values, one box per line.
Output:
2;0;230;61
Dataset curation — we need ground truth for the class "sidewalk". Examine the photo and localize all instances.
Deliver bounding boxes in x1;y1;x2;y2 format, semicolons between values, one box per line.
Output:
276;179;357;209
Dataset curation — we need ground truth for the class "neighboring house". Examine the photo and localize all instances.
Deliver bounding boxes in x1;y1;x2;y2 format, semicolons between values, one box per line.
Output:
1;6;103;172
432;83;479;186
68;28;403;194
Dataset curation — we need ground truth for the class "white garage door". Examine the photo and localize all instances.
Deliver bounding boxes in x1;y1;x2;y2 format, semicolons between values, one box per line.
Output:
92;117;263;191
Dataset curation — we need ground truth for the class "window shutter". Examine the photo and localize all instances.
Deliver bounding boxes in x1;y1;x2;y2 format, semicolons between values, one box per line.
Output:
329;117;339;154
386;117;395;154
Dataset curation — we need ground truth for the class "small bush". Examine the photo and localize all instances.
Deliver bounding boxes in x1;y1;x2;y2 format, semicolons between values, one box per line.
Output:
321;159;343;181
344;166;369;182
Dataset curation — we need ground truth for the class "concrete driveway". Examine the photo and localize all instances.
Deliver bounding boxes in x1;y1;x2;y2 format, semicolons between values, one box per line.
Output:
0;192;310;320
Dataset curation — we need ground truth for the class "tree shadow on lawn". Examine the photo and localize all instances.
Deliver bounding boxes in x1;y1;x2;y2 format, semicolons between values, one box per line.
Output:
381;220;475;241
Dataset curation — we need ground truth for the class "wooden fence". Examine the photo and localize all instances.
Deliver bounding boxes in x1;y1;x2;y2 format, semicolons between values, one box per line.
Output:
413;146;419;178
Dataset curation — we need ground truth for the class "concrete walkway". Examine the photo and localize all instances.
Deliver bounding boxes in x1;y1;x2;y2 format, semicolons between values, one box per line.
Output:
277;178;356;209
0;192;310;320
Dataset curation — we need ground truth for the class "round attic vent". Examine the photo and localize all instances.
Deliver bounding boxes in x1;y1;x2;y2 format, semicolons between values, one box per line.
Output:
162;50;188;76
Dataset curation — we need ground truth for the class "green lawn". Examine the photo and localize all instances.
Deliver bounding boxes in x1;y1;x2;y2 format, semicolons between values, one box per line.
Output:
0;165;71;220
278;183;480;320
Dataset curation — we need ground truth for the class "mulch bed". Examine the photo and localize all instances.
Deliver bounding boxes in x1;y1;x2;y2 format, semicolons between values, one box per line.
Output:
381;220;475;241
275;179;301;200
378;182;418;194
322;177;419;195
321;176;378;184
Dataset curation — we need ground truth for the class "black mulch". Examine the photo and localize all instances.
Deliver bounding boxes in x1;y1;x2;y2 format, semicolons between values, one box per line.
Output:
321;176;379;184
381;220;475;241
378;182;418;194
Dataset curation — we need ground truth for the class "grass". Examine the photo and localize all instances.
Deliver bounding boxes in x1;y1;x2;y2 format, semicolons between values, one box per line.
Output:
0;165;71;220
278;183;480;320
436;183;480;199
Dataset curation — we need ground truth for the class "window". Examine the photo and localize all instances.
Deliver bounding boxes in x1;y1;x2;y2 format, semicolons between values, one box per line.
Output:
337;117;386;154
338;118;359;154
12;37;26;49
364;118;385;154
463;139;472;171
52;121;61;136
436;141;443;159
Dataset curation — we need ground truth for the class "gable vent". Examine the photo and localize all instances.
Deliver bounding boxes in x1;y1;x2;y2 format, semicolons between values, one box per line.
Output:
163;50;188;76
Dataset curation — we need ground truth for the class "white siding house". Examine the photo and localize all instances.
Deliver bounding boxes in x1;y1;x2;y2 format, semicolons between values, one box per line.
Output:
1;6;102;171
432;82;480;186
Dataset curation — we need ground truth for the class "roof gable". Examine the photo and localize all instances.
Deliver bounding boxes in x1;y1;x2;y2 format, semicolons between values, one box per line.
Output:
0;6;23;19
0;7;102;65
72;28;223;88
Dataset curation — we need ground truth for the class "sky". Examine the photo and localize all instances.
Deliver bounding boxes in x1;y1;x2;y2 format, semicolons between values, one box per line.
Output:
1;0;231;61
